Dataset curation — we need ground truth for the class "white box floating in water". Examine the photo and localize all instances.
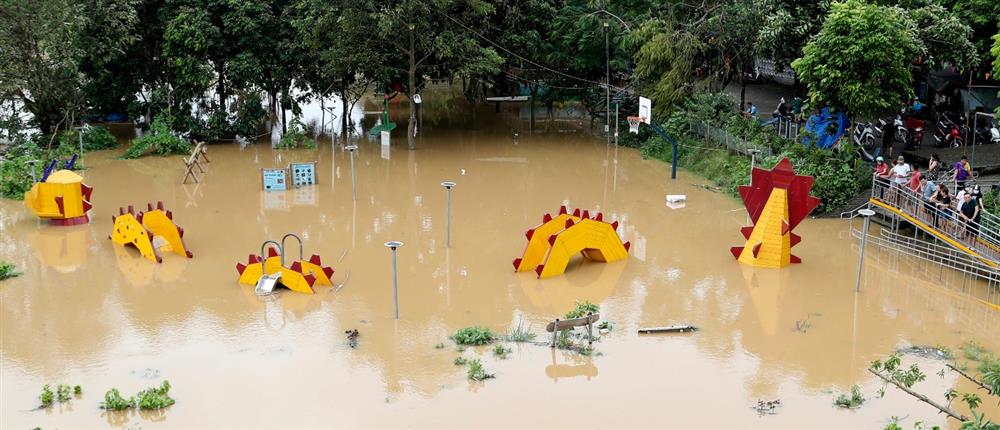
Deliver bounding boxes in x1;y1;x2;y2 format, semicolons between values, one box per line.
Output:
666;195;686;203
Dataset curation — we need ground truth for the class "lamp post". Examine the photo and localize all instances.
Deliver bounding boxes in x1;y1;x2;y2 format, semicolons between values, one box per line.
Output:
75;123;89;169
441;181;456;247
855;208;875;292
604;21;610;142
346;144;358;200
748;149;760;186
385;241;403;319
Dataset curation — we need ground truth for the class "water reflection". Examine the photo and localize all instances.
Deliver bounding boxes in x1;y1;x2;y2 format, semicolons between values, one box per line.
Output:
28;226;92;272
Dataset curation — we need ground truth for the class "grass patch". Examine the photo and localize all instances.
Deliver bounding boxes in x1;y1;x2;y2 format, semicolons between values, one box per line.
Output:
504;320;536;342
0;261;20;281
56;384;71;403
100;380;175;411
493;344;511;359
834;384;865;409
466;359;494;381
100;388;132;410
452;326;494;345
565;300;599;319
453;356;468;366
39;385;54;408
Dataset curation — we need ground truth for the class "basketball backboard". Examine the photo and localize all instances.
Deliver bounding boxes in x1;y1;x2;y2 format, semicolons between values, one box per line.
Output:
638;97;651;124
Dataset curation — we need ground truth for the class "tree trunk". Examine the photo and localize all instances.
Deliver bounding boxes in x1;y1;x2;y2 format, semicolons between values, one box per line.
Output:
530;84;537;132
341;90;349;143
407;27;417;150
740;77;747;111
217;63;227;114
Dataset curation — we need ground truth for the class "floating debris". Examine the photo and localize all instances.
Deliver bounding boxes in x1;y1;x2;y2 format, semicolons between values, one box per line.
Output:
638;325;698;334
753;399;781;415
345;329;360;348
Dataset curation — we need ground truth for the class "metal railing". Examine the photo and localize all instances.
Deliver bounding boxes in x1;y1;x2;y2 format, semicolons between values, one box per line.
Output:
869;177;1000;266
688;121;773;158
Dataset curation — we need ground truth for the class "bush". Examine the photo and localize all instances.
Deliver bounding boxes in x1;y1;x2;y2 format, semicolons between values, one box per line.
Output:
276;118;316;150
452;326;494;345
100;388;132;410
39;385;54;407
135;380;175;410
0;140;42;200
565;300;599;319
56;384;72;403
466;359;494;381
122;118;191;159
834;384;866;409
59;126;117;152
0;261;20;280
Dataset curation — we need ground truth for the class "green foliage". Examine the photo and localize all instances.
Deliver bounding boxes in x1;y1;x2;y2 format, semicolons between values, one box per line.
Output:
834;384;866;409
597;321;613;331
73;385;82;395
0;261;20;280
56;384;72;403
907;5;979;70
122;118;191;159
100;388;132;411
39;385;54;407
492;344;511;359
466;358;494;381
792;0;921;118
64;126;118;152
434;343;445;349
275;118;316;150
504;320;536;343
452;326;494;346
994;33;1000;116
135;380;175;410
565;300;599;319
453;356;468;366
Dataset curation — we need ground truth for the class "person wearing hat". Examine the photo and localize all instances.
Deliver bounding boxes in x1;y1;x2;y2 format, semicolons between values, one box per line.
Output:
890;155;912;205
874;156;891;199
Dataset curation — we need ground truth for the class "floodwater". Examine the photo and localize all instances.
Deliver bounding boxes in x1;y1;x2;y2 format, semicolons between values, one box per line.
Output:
2;98;999;429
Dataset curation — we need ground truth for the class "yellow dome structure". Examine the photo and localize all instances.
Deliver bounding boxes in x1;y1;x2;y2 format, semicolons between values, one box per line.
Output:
24;169;93;226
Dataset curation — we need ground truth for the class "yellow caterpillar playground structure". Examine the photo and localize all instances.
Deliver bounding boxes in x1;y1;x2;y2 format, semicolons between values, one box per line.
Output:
513;206;630;278
236;234;335;294
109;202;193;263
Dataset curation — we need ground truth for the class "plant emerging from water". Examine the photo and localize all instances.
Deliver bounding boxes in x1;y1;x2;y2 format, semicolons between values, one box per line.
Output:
0;261;20;281
493;344;511;359
504;320;536;342
122;118;191;159
453;356;468;366
101;380;175;411
73;385;82;395
275;118;317;150
452;326;494;345
56;384;72;403
434;342;445;349
564;300;599;319
39;385;54;407
466;359;494;381
834;384;866;409
101;388;132;410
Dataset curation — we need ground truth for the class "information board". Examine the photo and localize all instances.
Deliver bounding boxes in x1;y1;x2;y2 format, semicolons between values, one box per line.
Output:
290;162;317;187
261;168;287;191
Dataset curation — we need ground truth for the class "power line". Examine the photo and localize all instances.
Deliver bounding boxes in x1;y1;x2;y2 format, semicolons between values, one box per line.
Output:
428;5;630;93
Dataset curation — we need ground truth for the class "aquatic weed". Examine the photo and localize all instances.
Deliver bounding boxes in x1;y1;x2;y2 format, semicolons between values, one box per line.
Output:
453;357;468;366
39;385;54;407
504;321;536;342
834;384;866;409
56;384;72;402
564;301;599;319
433;343;445;349
73;385;82;395
101;388;132;410
0;261;20;281
466;359;494;381
452;326;494;345
135;380;175;410
492;344;511;359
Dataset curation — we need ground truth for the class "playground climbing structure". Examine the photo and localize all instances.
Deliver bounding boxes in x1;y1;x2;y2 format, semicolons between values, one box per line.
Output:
730;158;820;268
110;202;194;263
513;206;630;278
236;234;335;294
24;169;94;226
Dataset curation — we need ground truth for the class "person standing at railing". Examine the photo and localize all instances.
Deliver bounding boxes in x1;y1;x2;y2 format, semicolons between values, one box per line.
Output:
874;156;891;200
930;185;953;231
890;156;912;205
959;192;981;241
928;153;942;181
952;155;971;190
920;175;937;222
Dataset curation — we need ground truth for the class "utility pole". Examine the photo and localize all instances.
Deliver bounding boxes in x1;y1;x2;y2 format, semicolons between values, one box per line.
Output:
604;21;610;144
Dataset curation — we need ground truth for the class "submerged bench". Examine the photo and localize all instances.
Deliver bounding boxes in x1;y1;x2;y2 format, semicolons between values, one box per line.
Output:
182;141;210;184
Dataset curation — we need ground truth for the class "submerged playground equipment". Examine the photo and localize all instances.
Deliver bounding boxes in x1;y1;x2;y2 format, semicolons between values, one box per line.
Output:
236;234;335;295
24;160;94;226
110;202;193;263
513;206;630;278
730;158;820;268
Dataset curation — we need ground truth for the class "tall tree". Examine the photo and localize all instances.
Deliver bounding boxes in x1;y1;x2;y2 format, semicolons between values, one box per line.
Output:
792;0;921;119
375;0;502;149
908;4;979;70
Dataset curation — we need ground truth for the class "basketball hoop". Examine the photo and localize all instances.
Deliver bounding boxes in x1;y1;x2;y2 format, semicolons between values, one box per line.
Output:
627;116;645;134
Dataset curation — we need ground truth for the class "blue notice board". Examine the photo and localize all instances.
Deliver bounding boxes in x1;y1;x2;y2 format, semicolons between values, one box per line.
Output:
262;168;287;191
290;162;316;187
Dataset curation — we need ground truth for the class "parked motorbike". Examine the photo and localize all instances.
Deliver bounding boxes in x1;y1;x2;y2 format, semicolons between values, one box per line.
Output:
853;119;886;150
990;122;1000;145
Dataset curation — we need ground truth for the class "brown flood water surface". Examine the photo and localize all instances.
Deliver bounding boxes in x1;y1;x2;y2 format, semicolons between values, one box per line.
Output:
2;116;999;429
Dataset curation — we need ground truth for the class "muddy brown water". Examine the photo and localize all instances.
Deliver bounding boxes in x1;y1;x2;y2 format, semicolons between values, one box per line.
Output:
2;111;999;429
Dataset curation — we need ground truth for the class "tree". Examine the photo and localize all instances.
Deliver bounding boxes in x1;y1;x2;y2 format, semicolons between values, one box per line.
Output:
908;4;978;70
792;0;921;119
374;0;502;149
757;0;831;68
993;32;1000;115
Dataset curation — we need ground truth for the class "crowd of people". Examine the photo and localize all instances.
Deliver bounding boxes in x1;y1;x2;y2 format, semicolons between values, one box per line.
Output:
872;153;995;253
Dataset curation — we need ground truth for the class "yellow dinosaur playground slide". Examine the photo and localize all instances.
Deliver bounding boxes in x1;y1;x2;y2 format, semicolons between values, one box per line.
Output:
513;206;630;278
109;202;193;263
235;235;335;294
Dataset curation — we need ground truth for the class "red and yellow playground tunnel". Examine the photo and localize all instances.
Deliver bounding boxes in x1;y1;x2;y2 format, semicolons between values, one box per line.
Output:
513;206;630;278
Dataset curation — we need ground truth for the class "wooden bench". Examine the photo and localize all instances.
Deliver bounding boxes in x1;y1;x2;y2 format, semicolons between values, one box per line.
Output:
182;141;210;184
545;313;599;348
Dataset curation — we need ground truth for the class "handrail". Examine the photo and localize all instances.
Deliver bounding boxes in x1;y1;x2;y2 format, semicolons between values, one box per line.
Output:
868;177;1000;267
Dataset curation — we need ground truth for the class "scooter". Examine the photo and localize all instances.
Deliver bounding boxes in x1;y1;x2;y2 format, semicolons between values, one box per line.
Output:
991;122;1000;145
853;119;885;150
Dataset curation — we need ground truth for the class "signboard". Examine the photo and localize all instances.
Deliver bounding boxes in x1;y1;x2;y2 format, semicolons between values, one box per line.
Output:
261;168;287;191
381;131;391;160
290;162;317;187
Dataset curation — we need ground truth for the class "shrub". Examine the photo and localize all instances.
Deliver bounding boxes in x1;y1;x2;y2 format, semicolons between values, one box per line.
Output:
466;359;494;381
122;118;191;159
135;380;175;410
59;126;117;152
276;118;317;150
834;384;866;409
56;384;71;403
452;326;494;345
492;344;511;359
73;385;82;395
453;356;468;366
0;261;20;280
100;388;132;410
504;320;536;342
0;140;42;199
565;300;599;319
39;385;54;407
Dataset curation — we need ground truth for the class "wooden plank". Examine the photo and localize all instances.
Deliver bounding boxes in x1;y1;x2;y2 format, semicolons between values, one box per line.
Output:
546;313;599;332
638;325;698;334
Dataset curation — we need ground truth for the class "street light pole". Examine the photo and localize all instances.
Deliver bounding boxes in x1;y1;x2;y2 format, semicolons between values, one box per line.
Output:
855;208;875;292
441;181;456;247
604;21;610;143
385;241;404;319
346;144;358;200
